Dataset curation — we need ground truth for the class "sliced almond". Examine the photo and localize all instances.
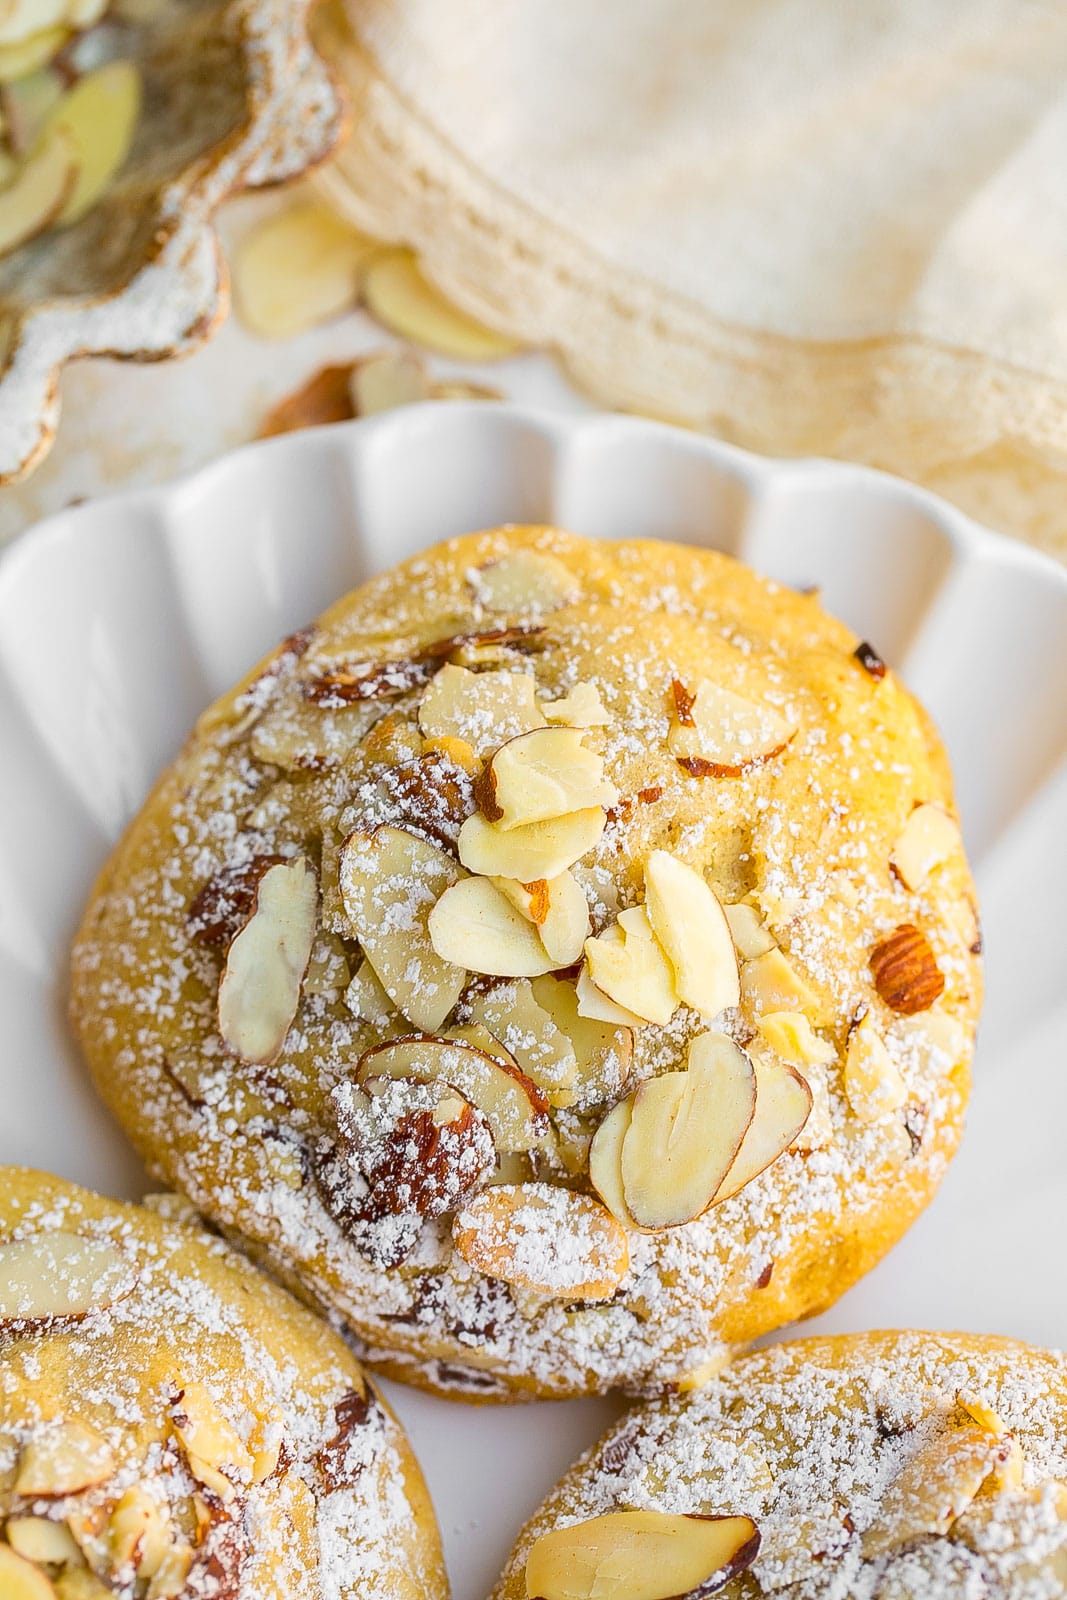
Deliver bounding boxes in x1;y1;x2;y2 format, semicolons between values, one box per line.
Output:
16;1420;115;1497
0;27;67;84
418;663;545;748
492;871;590;967
588;1096;637;1227
575;962;646;1028
756;1010;835;1067
584;907;678;1027
217;856;318;1065
475;726;617;832
258;362;356;437
471;550;579;615
540;681;611;728
452;1182;628;1300
171;1383;254;1503
0;1232;134;1326
345;959;395;1025
0;1548;56;1600
234;201;379;338
724;901;776;960
250;695;380;770
362;249;518;360
524;1509;760;1600
532;972;632;1109
187;854;284;949
0;124;74;258
891;803;962;891
869;924;945;1015
428;876;555;977
41;62;141;226
350;348;431;416
668;678;796;776
356;1035;549;1153
6;1516;81;1565
107;1485;170;1576
740;946;822;1017
339;826;466;1032
861;1420;1013;1557
145;1541;194;1599
463;980;578;1104
459;807;605;882
843;1010;906;1122
333;1077;495;1220
643;851;740;1020
716;1050;812;1202
621;1032;757;1228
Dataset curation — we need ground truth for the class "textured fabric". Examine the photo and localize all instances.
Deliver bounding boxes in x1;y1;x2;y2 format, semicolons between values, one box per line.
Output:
315;0;1067;558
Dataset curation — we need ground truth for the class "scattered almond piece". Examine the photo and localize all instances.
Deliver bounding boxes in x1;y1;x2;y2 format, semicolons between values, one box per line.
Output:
493;871;591;967
350;347;431;416
258;363;356;438
428;876;555;977
575;962;645;1028
756;1010;835;1067
453;1182;628;1300
16;1419;115;1496
861;1420;1014;1557
459;807;606;882
668;677;796;775
869;923;945;1015
843;1010;906;1122
234;201;379;338
418;663;545;747
724;900;776;960
334;1076;495;1220
0;1232;134;1326
957;1392;1009;1436
357;1035;549;1153
217;856;318;1065
891;803;962;891
474;726;617;830
362;249;519;360
584;906;678;1027
716;1050;813;1202
540;680;611;728
0;1548;56;1600
471;550;578;614
741;946;822;1017
524;1509;760;1600
643;850;740;1020
107;1485;170;1577
41;61;141;226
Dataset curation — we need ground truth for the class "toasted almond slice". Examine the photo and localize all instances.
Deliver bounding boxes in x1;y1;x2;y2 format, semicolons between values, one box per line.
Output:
362;249;518;360
108;1485;170;1575
471;550;579;614
345;959;395;1025
0;1548;56;1600
357;1035;549;1153
0;26;67;83
716;1050;812;1202
475;726;617;830
724;901;776;960
588;1096;638;1227
756;1010;835;1067
428;876;555;977
575;962;646;1028
0;1232;134;1326
861;1421;1013;1557
41;62;141;226
335;1076;495;1220
540;681;611;728
532;973;632;1109
339;826;466;1032
584;907;678;1027
350;347;431;416
453;1182;628;1300
621;1032;757;1228
418;663;545;748
643;851;740;1020
869;923;945;1015
668;678;796;775
463;980;577;1103
171;1383;254;1503
524;1509;760;1600
891;803;962;891
234;202;379;338
459;807;605;881
740;947;822;1017
217;856;318;1065
6;1516;81;1565
0;124;74;258
957;1392;1009;1437
493;871;591;966
16;1420;115;1497
843;1010;906;1122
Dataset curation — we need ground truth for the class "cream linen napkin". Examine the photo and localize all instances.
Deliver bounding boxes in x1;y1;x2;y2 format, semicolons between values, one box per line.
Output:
315;0;1067;560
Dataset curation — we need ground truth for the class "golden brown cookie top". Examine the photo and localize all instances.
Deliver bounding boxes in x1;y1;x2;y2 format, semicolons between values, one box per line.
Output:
0;1169;444;1599
498;1332;1067;1600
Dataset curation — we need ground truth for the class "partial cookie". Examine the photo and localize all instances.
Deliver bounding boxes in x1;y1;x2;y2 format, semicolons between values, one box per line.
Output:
494;1332;1067;1600
0;1168;446;1599
70;527;981;1400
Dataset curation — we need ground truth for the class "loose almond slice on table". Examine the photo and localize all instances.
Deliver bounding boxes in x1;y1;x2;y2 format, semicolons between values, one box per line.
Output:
532;972;632;1108
715;1050;812;1203
458;807;606;882
40;61;141;226
0;1548;56;1600
0;1232;134;1327
493;870;591;966
540;681;612;728
362;249;519;360
643;851;740;1020
471;550;579;615
339;826;466;1032
891;803;962;891
462;980;578;1105
418;663;546;747
524;1509;761;1600
620;1032;757;1229
843;1009;906;1122
234;201;380;338
428;876;555;977
474;726;618;829
668;678;796;776
16;1418;115;1496
584;907;678;1027
357;1036;549;1153
0;125;74;258
217;856;318;1065
869;923;945;1015
452;1182;628;1300
350;348;431;416
861;1419;1014;1557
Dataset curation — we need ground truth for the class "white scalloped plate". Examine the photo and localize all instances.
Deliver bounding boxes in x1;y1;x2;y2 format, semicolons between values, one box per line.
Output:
1;405;1065;1599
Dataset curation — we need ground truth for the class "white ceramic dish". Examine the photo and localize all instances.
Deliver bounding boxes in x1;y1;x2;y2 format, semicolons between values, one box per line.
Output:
0;404;1065;1599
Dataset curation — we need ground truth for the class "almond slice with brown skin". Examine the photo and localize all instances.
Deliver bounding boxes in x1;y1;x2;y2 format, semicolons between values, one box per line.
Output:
428;876;556;977
217;856;318;1065
524;1509;760;1600
861;1419;1014;1557
494;871;591;966
869;923;945;1015
452;1182;628;1300
0;1548;56;1600
716;1050;812;1202
340;826;466;1032
891;803;962;891
458;807;606;881
668;677;796;776
584;908;678;1027
0;1232;134;1327
472;550;579;614
356;1035;549;1154
333;1077;495;1220
621;1032;757;1228
644;851;740;1020
474;726;618;829
16;1419;115;1496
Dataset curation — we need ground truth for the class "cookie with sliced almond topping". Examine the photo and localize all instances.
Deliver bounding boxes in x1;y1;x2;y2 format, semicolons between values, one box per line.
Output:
70;527;980;1400
0;1168;446;1600
493;1331;1067;1600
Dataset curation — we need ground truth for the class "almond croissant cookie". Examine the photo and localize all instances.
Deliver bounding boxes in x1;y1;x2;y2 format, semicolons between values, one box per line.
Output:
70;528;982;1401
493;1331;1067;1600
0;1168;445;1600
